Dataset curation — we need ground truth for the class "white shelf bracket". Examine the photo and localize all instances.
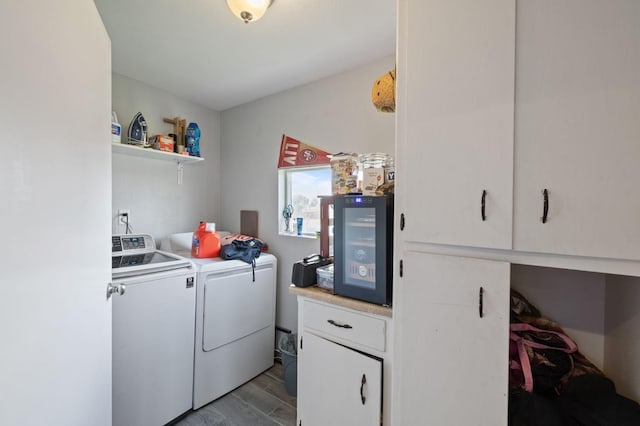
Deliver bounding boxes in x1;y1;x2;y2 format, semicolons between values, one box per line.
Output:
177;161;184;185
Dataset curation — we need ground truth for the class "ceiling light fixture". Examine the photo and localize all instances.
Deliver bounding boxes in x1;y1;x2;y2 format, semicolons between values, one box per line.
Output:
226;0;273;24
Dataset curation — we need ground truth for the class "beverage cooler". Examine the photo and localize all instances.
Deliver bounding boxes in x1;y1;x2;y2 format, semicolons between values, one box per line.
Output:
333;195;393;305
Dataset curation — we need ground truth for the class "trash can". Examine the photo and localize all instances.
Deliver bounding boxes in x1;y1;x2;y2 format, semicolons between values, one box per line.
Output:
278;333;297;397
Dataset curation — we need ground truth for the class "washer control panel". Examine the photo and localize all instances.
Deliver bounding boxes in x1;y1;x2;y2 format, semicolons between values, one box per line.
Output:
112;234;155;253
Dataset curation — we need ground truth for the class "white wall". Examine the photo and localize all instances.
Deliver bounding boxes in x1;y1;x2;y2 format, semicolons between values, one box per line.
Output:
605;274;640;401
111;73;221;242
511;265;606;368
512;267;640;401
219;55;396;332
1;1;112;424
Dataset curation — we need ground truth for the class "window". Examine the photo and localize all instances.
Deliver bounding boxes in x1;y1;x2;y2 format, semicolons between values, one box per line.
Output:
278;166;331;237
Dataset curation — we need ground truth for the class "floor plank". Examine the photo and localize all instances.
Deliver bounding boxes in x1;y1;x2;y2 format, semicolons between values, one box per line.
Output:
266;402;297;426
203;393;280;426
175;363;297;426
233;382;284;417
175;406;229;426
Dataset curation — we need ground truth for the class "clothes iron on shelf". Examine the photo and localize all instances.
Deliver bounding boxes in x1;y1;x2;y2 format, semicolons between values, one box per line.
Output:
126;112;149;146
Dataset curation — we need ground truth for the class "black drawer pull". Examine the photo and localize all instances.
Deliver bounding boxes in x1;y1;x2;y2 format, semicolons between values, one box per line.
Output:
327;319;353;329
479;286;484;318
360;374;367;405
481;189;487;221
541;189;549;224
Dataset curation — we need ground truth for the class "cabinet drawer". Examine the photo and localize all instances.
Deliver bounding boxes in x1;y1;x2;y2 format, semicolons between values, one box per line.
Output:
303;300;386;352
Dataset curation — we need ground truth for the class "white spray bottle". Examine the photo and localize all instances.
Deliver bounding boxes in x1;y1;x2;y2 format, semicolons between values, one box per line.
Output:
111;111;121;143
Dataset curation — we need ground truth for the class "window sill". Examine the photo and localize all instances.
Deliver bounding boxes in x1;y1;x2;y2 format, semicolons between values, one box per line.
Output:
278;231;320;240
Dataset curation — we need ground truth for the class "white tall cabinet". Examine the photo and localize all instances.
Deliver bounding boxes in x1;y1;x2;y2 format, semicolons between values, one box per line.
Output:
394;0;640;424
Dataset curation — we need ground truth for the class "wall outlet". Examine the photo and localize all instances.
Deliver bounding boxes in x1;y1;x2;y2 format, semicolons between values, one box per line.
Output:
118;209;130;225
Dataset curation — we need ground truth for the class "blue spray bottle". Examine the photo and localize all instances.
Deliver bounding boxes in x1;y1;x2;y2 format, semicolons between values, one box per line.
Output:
185;122;201;157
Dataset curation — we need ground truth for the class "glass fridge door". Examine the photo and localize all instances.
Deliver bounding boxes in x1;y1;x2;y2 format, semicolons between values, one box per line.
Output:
334;194;392;306
342;206;377;289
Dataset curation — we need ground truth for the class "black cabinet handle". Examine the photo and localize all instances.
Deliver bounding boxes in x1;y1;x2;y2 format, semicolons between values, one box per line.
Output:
479;286;484;318
360;374;367;405
481;190;487;221
327;319;353;329
541;189;549;224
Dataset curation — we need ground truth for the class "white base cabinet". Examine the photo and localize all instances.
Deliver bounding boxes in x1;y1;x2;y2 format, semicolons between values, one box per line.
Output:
299;332;382;426
392;251;640;425
295;296;392;426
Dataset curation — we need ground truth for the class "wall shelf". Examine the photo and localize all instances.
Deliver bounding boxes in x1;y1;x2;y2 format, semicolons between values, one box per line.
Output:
111;142;204;165
112;142;204;184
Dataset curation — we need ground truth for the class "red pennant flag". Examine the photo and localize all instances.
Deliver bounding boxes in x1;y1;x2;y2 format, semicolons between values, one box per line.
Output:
277;134;332;168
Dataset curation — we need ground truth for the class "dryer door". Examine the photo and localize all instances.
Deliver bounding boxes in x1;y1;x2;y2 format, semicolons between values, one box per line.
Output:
202;263;275;351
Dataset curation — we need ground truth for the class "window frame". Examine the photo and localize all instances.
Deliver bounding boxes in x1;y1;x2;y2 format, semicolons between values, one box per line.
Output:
278;165;331;238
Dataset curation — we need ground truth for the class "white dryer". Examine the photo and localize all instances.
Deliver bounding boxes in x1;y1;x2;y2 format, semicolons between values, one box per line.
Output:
162;233;278;409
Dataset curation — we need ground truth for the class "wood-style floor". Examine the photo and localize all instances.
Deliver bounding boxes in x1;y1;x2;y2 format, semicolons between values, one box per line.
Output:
175;362;296;426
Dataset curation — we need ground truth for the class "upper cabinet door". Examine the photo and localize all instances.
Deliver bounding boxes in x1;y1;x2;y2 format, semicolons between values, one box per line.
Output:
513;0;640;260
397;0;515;249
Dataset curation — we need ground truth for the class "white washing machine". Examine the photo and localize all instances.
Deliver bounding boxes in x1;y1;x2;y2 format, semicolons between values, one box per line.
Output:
111;234;196;426
162;233;278;409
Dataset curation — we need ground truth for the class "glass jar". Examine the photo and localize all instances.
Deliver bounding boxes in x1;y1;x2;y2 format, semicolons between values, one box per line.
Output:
385;156;395;184
360;153;392;195
330;153;359;194
360;152;390;169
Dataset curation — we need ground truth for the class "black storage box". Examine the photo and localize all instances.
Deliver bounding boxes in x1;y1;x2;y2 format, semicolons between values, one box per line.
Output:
291;254;332;287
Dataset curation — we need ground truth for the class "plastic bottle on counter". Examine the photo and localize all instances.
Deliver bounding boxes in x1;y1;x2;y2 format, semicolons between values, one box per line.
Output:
192;222;221;258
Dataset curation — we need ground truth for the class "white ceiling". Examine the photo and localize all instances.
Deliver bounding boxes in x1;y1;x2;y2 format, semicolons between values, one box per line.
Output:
94;0;397;111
